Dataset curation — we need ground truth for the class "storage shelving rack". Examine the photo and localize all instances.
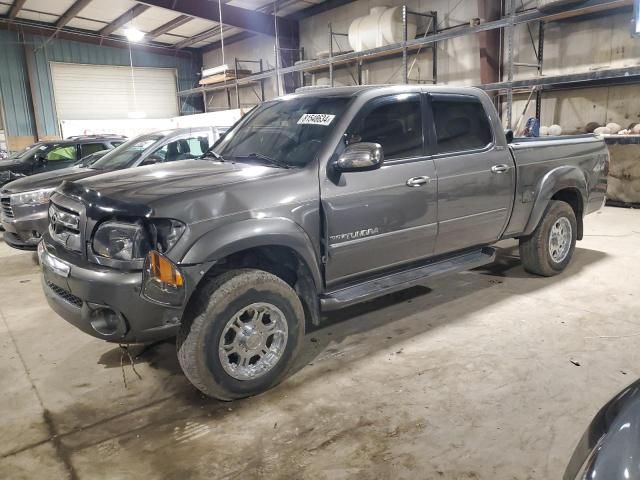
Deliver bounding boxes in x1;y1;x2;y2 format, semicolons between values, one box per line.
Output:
181;0;636;127
201;58;268;111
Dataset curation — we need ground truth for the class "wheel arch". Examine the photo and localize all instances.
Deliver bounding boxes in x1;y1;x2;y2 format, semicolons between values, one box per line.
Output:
180;218;323;326
523;166;587;239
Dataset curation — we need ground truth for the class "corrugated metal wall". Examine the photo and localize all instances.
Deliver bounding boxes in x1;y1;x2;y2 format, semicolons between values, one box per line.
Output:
0;30;36;145
0;30;202;145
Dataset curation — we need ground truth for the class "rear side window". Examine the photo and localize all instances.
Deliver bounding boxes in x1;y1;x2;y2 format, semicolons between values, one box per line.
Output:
80;143;106;157
351;96;422;160
430;97;493;155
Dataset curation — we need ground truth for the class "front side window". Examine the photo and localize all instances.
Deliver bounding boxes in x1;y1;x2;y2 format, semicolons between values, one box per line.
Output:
46;145;77;162
187;136;209;157
216;96;351;168
152;134;209;163
430;97;493;155
348;95;423;161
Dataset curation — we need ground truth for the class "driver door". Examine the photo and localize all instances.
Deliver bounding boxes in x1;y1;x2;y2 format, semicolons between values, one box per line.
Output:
321;93;438;287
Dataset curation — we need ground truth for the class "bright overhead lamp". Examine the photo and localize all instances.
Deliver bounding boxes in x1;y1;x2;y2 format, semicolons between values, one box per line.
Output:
124;27;145;42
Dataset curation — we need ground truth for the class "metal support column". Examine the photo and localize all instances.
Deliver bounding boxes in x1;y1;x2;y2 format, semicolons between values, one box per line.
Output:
535;21;545;120
506;0;516;129
234;58;241;108
259;59;266;102
299;47;305;88
202;91;207;113
432;12;438;84
23;39;45;140
274;44;280;97
328;23;334;87
402;5;408;84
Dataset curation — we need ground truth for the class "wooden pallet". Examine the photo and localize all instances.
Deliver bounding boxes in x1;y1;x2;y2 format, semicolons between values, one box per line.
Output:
199;69;252;86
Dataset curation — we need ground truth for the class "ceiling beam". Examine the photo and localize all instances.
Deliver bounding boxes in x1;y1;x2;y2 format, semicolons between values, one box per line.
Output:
288;0;357;20
0;18;198;58
175;26;221;49
200;30;254;53
8;0;27;19
99;3;150;37
137;0;298;38
55;0;94;29
146;14;192;39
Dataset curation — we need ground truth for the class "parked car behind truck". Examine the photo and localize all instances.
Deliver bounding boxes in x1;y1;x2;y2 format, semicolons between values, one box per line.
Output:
0;135;126;186
39;85;608;400
1;127;220;250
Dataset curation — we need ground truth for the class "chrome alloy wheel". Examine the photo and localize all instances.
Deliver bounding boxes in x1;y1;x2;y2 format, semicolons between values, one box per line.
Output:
548;216;572;263
218;302;289;381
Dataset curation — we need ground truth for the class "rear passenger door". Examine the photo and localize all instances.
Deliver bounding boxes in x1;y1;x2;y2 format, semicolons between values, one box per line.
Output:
427;93;515;255
322;93;438;286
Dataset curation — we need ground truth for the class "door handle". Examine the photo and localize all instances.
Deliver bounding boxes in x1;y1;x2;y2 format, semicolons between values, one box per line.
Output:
491;164;509;174
406;176;430;187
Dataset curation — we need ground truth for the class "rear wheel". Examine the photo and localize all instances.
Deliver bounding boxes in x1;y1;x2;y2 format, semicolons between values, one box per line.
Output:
519;200;577;277
177;269;305;400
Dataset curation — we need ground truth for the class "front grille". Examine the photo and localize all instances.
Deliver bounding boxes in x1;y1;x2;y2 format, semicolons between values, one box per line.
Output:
46;280;83;308
48;202;82;253
1;196;13;219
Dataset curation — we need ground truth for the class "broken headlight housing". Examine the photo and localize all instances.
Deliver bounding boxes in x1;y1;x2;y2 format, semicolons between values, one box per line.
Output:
92;218;185;263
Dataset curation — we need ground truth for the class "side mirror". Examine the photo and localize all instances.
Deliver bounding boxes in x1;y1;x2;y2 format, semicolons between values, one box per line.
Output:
35;153;47;164
505;129;514;144
335;142;383;172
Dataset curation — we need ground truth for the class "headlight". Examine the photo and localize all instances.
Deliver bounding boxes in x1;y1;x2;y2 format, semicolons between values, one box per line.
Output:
93;220;150;261
11;188;55;206
92;219;185;261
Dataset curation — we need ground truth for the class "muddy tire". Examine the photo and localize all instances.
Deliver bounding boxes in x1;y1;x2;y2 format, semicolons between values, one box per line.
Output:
519;200;577;277
177;269;305;401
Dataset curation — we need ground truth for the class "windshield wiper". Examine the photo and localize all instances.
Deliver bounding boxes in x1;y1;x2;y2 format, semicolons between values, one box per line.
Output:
201;150;226;162
233;152;290;169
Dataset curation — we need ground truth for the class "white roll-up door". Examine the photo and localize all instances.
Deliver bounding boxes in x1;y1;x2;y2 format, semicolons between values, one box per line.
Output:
50;62;179;121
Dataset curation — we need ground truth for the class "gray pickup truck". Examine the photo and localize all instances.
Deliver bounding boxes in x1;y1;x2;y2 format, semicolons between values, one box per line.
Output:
39;85;608;400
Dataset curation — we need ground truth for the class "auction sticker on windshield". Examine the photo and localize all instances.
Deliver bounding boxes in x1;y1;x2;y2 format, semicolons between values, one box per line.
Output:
297;114;335;126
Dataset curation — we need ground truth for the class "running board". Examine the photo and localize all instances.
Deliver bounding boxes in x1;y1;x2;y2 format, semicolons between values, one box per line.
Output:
320;247;496;311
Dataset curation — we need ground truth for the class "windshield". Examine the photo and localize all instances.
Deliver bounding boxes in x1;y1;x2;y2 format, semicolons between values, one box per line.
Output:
90;134;162;170
8;143;48;161
74;150;109;168
215;96;351;168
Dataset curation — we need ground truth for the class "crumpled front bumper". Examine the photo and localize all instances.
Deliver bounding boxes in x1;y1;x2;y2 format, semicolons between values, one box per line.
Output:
39;240;204;344
1;207;48;250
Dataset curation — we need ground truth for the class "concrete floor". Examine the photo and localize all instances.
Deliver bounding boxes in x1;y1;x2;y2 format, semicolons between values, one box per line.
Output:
0;206;639;479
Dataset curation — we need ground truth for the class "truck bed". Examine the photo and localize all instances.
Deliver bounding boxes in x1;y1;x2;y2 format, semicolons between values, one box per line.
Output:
503;134;608;238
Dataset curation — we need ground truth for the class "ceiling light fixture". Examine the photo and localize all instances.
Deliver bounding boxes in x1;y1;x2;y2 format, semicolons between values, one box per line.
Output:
124;27;145;42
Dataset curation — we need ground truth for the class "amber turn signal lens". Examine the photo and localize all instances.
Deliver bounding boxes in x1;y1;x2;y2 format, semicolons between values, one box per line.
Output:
147;251;184;287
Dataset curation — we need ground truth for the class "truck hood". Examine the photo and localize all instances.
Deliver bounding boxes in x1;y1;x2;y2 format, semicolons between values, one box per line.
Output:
60;159;291;211
2;166;97;194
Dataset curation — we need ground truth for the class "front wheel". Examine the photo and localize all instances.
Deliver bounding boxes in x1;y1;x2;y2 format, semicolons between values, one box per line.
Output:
519;200;578;277
177;269;305;400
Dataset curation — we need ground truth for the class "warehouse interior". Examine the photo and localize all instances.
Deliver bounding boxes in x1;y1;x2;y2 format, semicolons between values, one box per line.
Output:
1;0;640;478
